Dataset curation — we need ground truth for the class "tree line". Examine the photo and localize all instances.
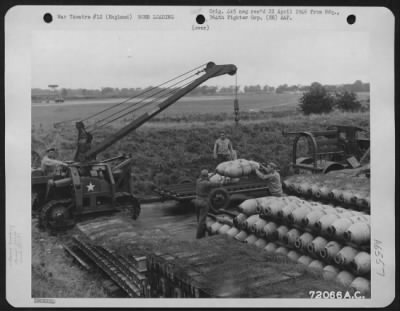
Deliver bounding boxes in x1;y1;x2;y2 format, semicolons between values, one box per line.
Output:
298;82;369;115
31;80;369;101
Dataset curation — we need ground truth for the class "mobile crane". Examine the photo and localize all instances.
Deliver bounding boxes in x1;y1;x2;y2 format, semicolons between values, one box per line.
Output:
31;62;237;231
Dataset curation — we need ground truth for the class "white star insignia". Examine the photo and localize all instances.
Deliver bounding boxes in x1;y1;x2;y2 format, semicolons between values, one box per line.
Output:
86;182;95;192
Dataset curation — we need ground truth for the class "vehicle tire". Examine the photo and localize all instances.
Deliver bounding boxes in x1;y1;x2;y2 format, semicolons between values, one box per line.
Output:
208;187;230;211
39;199;75;232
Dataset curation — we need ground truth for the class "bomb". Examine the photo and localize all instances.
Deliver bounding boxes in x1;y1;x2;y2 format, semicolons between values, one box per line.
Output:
257;197;278;215
276;225;289;243
308;260;325;271
238;199;259;215
315;185;331;200
254;238;267;249
322;265;340;281
351;252;371;275
350;277;370;296
233;213;247;228
339;190;355;204
217;224;231;235
320;241;342;262
216;159;256;178
315;213;340;234
206;218;215;233
329;189;342;202
344;222;371;245
234;230;248;242
287;250;301;262
225;227;240;238
262;200;286;218
297;182;311;196
336;270;355;287
263;222;278;240
288;205;312;225
327;218;354;239
308;236;328;256
297;255;313;266
244;234;258;245
301;209;326;229
277;203;297;221
285;228;302;246
251;219;268;236
275;246;289;255
264;242;278;253
309;184;321;197
210;222;223;235
243;215;260;231
295;232;314;250
334;246;359;266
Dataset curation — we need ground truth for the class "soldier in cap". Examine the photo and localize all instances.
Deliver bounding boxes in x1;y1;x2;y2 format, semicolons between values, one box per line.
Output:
194;169;224;239
41;147;67;176
255;161;283;197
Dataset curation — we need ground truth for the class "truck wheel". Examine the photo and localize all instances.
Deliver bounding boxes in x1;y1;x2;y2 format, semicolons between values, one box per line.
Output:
208;188;230;211
39;199;75;232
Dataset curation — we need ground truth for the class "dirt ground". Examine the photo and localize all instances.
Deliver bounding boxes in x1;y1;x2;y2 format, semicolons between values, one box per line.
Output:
31;218;107;297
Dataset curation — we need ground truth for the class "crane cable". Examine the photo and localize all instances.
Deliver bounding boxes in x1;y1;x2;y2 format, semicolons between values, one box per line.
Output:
234;71;239;124
81;63;207;123
87;72;200;131
90;76;198;131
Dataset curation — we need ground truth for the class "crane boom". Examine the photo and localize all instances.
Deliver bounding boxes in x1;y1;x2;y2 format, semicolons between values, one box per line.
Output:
74;62;237;161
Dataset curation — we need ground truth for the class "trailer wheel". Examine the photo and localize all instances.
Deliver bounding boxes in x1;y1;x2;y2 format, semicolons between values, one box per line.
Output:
209;188;230;211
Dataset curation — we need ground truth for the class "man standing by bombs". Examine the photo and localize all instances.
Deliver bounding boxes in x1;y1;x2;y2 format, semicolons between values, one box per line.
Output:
255;162;283;197
213;131;234;164
194;169;224;239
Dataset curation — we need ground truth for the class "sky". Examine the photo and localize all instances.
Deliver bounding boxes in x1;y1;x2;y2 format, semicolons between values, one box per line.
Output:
32;30;369;89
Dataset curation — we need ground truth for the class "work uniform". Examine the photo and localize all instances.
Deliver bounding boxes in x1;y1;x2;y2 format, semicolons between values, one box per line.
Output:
255;170;283;197
41;155;66;176
194;177;221;239
214;138;233;164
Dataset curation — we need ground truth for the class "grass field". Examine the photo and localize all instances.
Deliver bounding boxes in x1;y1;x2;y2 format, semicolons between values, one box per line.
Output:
32;109;370;196
31;93;303;125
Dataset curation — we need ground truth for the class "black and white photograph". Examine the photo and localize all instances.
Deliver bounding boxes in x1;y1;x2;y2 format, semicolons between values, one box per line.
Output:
5;5;395;307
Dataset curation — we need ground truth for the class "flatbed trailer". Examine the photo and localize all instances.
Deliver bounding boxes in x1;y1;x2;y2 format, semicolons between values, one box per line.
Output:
153;177;270;210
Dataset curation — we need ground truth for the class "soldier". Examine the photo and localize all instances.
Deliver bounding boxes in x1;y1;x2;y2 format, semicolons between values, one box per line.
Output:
194;169;223;239
41;148;67;176
255;162;283;197
213;131;234;164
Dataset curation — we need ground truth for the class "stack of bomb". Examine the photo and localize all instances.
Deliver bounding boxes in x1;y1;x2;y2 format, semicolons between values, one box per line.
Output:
206;196;371;296
216;159;260;178
282;180;370;212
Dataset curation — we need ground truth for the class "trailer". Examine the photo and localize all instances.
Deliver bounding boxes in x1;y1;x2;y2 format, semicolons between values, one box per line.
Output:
153;177;270;210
